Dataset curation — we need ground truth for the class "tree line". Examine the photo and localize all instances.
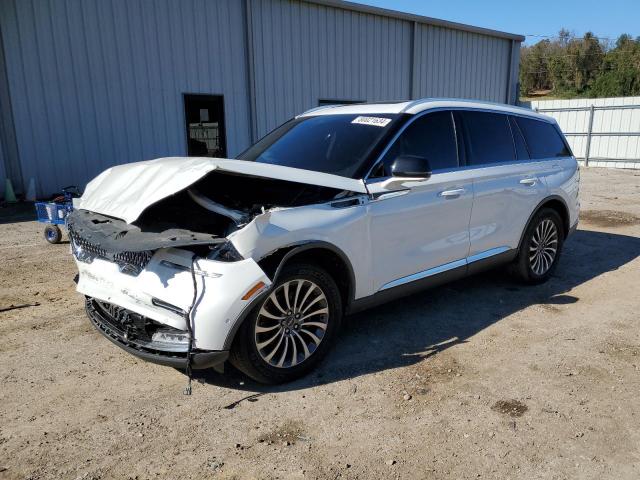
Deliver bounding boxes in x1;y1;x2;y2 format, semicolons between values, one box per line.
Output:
520;30;640;98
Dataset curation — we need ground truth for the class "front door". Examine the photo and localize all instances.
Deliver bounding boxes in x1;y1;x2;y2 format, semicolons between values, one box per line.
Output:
365;111;473;293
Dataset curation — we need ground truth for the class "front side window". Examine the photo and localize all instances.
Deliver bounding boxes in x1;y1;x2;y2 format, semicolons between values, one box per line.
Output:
459;111;515;166
515;117;571;160
237;114;398;178
375;111;458;177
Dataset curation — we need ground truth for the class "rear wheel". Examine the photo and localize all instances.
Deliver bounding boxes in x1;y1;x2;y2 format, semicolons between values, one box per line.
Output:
510;208;564;284
230;263;342;384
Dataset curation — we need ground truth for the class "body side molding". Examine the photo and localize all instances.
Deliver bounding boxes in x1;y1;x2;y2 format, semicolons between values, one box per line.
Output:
380;246;511;292
348;246;516;315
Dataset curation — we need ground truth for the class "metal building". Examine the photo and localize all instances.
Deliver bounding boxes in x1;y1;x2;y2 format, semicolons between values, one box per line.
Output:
0;0;523;198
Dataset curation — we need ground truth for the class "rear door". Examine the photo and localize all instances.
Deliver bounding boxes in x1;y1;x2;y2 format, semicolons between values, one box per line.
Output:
513;116;578;228
457;110;549;258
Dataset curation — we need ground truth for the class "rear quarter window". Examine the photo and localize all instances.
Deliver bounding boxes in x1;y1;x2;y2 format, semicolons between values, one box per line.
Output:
514;117;571;160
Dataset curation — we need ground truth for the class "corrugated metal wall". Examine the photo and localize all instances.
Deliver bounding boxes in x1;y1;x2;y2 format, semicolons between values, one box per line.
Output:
0;0;251;197
413;24;513;102
0;0;520;197
248;0;413;138
530;97;640;169
248;0;517;138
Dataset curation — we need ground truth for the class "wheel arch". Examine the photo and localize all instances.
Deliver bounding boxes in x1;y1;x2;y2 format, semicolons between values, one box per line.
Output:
517;195;570;252
222;241;356;350
257;241;356;310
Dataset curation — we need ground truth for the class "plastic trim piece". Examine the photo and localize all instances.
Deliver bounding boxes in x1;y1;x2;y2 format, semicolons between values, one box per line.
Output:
379;246;511;291
347;248;517;314
380;258;467;291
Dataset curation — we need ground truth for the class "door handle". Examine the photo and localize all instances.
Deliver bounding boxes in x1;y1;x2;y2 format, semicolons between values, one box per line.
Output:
519;178;537;186
439;188;466;198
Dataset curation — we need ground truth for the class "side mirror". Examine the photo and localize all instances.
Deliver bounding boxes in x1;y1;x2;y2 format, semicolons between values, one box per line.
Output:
391;155;432;179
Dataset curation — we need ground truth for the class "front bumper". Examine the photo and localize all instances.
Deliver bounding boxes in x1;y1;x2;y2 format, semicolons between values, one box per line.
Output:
74;246;271;351
85;297;228;369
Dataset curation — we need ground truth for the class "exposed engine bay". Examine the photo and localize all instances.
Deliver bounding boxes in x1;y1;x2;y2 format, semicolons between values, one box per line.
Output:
69;156;373;372
135;171;349;237
67;168;359;280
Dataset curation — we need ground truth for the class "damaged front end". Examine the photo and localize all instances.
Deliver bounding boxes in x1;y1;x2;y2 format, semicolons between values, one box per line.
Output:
85;297;228;369
69;206;271;369
70;156;366;371
67;208;227;275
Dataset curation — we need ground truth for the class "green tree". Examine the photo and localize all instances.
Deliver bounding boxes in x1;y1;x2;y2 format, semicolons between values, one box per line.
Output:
591;34;640;96
520;30;640;99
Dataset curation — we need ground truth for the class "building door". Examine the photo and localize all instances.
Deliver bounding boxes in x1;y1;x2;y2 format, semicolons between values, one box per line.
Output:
184;94;227;157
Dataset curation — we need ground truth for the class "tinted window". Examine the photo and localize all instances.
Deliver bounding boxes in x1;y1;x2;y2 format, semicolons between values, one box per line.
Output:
237;114;398;178
378;111;458;175
515;117;571;159
509;116;530;160
460;111;514;165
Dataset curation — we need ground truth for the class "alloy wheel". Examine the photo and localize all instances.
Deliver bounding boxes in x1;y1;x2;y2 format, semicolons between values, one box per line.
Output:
529;218;558;275
254;279;329;368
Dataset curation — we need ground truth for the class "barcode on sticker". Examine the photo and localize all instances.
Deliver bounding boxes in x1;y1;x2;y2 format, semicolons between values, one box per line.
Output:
351;116;392;127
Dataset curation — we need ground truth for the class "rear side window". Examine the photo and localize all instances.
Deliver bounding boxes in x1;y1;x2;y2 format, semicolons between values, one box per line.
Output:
514;117;571;159
378;111;458;175
459;111;515;166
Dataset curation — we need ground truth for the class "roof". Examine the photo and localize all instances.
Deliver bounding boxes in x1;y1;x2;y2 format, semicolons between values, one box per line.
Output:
299;99;555;122
302;0;525;42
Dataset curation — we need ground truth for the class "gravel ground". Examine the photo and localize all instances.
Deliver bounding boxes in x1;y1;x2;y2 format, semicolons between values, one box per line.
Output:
1;167;639;480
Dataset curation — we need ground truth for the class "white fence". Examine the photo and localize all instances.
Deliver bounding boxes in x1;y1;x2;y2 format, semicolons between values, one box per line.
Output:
529;97;640;169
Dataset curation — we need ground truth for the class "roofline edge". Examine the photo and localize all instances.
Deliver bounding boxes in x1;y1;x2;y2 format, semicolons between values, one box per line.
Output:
300;0;526;42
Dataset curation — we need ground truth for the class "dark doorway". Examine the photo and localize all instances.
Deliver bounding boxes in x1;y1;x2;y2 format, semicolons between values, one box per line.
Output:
184;94;227;157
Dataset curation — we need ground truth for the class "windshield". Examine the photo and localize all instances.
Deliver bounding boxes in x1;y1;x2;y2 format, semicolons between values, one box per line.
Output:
237;114;399;178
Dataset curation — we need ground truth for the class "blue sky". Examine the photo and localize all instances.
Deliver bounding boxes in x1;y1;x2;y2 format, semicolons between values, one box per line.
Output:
351;0;639;45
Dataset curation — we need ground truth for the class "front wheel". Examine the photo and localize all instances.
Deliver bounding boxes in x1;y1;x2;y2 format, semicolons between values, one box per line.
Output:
510;208;564;284
229;263;342;384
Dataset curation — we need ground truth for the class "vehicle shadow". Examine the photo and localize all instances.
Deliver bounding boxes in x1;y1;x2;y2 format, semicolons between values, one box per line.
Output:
194;228;640;397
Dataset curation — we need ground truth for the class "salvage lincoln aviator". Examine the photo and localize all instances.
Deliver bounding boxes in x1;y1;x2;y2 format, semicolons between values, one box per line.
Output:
69;99;579;384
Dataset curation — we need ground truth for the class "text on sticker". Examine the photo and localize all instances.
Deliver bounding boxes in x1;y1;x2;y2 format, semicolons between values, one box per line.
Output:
351;116;392;127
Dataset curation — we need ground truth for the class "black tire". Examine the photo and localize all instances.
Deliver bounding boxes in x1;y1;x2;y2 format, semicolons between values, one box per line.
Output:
229;263;343;384
44;225;62;244
510;208;564;284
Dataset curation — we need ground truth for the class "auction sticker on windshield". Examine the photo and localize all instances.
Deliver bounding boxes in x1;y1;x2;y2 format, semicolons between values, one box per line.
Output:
351;116;392;127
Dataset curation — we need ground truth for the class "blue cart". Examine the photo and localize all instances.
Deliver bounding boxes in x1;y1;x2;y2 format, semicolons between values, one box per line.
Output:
35;186;80;244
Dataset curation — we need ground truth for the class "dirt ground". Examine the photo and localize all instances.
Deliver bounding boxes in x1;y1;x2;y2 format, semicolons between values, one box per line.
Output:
1;167;639;480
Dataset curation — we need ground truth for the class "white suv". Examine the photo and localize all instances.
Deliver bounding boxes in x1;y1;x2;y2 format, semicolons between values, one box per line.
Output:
69;99;579;384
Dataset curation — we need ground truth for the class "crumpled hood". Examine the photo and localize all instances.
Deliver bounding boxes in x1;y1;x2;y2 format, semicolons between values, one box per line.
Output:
79;157;367;223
